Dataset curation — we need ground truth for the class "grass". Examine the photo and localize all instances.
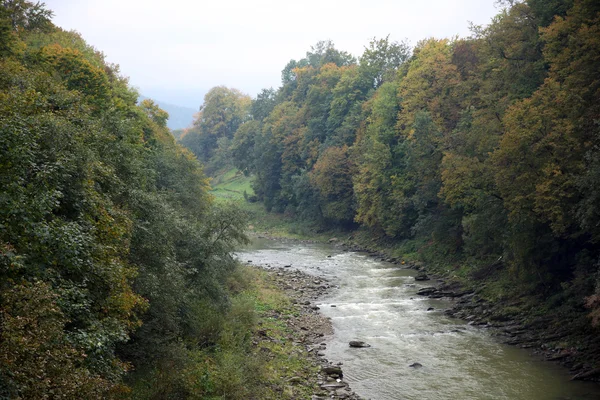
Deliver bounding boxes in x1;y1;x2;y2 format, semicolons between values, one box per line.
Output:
209;265;319;399
209;168;345;241
210;168;254;201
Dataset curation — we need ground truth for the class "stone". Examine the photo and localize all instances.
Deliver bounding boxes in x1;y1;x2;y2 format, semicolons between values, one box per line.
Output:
572;368;600;381
321;383;346;391
321;365;343;376
416;287;437;296
349;340;371;348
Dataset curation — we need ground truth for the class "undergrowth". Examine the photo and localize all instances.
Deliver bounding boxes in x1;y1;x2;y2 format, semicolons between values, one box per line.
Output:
128;265;318;399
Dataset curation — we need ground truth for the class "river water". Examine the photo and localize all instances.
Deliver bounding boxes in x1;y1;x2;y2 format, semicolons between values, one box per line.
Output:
236;238;600;400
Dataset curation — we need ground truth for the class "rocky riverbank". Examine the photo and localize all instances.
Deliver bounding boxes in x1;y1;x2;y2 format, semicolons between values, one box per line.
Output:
444;284;600;382
332;239;600;383
246;232;600;388
255;265;364;399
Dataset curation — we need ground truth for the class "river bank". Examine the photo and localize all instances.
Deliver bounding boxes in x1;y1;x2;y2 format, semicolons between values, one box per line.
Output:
246;227;600;385
240;236;600;399
251;264;364;399
333;238;600;383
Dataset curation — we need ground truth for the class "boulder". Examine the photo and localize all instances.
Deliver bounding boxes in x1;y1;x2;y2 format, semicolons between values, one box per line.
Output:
321;365;343;376
349;340;371;348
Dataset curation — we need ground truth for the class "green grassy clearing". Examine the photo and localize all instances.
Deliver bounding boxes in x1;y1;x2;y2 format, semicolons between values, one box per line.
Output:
210;168;254;201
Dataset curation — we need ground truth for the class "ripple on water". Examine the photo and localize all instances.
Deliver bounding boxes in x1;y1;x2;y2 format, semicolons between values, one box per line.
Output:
239;239;600;400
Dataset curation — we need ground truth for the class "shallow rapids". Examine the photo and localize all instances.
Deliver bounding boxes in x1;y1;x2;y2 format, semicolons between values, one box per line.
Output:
237;238;600;400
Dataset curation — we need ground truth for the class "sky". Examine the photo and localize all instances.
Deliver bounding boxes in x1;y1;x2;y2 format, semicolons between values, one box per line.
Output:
44;0;502;109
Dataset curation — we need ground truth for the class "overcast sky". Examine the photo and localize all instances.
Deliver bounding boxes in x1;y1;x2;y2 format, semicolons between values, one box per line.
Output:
44;0;502;109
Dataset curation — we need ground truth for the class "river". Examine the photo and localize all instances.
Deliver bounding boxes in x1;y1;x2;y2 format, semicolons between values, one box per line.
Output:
236;238;600;400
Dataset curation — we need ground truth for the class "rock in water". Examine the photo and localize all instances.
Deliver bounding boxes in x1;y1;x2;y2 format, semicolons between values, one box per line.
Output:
349;340;371;348
321;365;343;377
409;362;423;368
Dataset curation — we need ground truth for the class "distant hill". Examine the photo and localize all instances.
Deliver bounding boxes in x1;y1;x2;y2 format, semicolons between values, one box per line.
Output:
139;96;197;130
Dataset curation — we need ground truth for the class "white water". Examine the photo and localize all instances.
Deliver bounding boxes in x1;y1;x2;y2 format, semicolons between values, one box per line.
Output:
237;238;600;400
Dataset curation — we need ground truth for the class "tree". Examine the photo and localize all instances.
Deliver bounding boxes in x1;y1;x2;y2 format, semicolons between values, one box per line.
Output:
359;35;410;89
0;0;53;32
181;86;251;170
353;81;409;236
0;10;249;397
231;120;260;175
140;98;169;128
396;38;463;135
251;87;277;121
310;146;354;224
305;40;355;68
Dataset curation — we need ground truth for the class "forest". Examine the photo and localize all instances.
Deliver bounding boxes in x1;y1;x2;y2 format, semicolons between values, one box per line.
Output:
1;0;600;398
0;1;257;398
180;0;600;329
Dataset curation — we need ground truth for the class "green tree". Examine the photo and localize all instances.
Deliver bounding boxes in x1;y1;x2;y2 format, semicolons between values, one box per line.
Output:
181;86;251;170
0;0;53;32
359;35;410;89
310;145;354;224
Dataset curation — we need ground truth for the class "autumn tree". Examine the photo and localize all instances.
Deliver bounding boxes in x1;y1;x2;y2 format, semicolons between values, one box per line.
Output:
180;86;251;172
309;146;355;224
